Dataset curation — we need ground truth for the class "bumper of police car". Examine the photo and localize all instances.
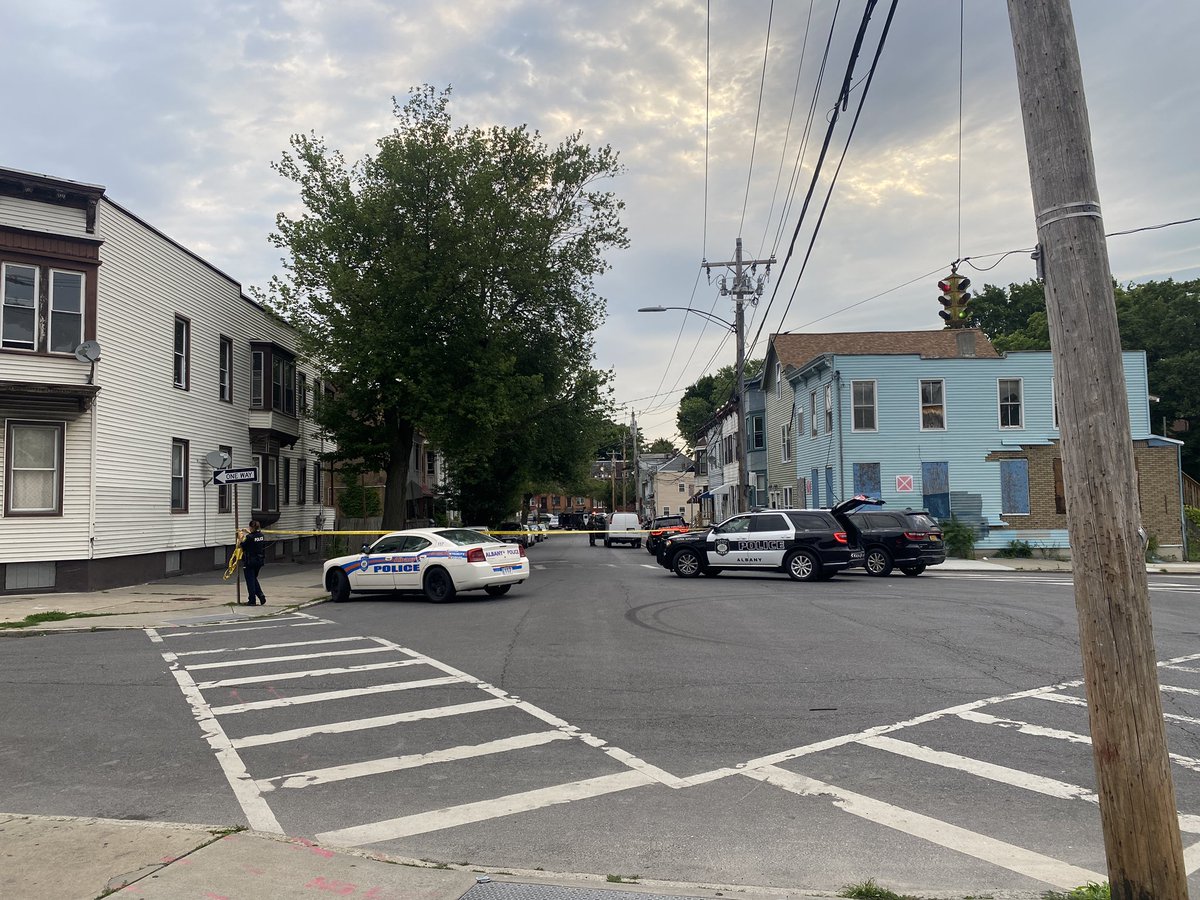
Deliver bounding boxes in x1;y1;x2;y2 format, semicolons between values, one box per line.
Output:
458;547;528;589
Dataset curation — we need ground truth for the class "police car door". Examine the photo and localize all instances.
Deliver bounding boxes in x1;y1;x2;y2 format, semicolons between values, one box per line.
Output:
353;535;405;591
394;535;432;590
747;512;790;567
708;515;753;567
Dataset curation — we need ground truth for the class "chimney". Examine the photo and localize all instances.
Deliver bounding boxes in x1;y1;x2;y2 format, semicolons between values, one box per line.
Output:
955;331;977;358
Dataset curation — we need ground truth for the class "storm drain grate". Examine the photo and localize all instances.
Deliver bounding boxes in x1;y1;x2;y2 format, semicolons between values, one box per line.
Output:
461;883;714;900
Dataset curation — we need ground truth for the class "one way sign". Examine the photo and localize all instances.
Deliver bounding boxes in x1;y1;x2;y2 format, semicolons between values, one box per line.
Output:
212;466;259;485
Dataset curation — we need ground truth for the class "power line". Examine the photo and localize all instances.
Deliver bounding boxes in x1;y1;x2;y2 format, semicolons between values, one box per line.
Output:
738;0;775;238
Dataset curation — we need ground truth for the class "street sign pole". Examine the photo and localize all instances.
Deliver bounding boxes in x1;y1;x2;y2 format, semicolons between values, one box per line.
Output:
233;484;241;606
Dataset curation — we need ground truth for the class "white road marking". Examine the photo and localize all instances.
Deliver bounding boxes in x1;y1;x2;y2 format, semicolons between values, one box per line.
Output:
1162;684;1200;696
159;620;331;637
859;735;1099;803
1039;691;1200;727
744;766;1104;888
145;627;282;834
195;658;427;690
1185;839;1200;875
1164;665;1200;675
174;636;368;657
230;698;511;749
316;770;654;846
184;646;392;670
209;675;464;715
258;731;572;792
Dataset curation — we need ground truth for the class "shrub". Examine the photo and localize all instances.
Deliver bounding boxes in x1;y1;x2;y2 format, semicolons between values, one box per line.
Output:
338;473;381;518
941;516;976;559
997;539;1034;558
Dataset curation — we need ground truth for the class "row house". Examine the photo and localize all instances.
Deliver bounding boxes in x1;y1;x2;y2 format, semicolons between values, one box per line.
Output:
0;166;335;592
644;452;699;522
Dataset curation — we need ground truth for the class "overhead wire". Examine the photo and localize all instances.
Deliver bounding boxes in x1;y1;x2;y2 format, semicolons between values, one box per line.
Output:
738;0;775;239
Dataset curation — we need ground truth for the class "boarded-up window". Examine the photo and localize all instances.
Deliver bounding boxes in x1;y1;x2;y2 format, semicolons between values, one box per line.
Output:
1000;458;1030;515
922;461;950;519
1052;457;1066;514
853;463;881;499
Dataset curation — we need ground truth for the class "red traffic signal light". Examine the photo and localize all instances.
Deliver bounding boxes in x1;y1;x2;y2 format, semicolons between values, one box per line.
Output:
938;271;972;328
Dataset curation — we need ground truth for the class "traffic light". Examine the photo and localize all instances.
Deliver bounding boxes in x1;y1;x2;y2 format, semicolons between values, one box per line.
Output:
937;271;972;327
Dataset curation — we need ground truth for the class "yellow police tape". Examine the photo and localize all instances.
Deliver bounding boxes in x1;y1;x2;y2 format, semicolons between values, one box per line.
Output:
223;543;243;580
259;528;649;536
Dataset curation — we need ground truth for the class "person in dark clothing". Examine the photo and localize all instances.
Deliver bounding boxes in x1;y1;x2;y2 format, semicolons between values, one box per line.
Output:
239;519;268;605
587;513;606;547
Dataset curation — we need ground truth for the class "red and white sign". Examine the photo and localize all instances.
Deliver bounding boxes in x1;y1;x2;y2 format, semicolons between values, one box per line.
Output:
896;474;914;492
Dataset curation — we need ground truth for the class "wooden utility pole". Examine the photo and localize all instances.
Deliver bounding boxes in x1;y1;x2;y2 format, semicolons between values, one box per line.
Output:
1007;2;1187;894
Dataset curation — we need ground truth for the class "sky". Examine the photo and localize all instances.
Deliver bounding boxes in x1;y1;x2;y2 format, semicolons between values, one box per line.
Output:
6;1;1199;446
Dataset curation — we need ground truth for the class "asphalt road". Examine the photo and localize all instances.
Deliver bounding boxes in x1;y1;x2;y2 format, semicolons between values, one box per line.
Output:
5;535;1200;896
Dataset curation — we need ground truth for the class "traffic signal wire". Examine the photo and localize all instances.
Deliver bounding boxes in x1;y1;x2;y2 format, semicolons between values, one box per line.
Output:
738;0;776;240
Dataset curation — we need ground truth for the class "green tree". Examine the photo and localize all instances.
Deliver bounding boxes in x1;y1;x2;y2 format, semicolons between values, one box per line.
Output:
646;437;678;454
263;87;627;527
675;359;763;444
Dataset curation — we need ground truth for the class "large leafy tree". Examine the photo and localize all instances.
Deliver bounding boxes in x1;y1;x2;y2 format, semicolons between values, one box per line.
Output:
263;87;627;526
675;359;763;445
969;277;1200;476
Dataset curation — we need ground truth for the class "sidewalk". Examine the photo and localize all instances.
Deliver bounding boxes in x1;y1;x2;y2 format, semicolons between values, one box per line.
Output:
1;814;839;900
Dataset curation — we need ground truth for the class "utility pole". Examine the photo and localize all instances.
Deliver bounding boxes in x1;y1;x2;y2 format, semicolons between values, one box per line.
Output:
609;449;617;514
703;238;773;514
631;411;640;520
1008;2;1187;895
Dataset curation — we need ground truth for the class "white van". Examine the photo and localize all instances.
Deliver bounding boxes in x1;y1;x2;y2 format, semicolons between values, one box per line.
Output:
605;512;643;549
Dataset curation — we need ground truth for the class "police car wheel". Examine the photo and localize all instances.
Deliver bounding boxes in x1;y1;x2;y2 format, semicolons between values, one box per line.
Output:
785;549;819;582
865;548;894;577
485;584;512;597
423;568;457;603
329;570;351;603
672;548;702;577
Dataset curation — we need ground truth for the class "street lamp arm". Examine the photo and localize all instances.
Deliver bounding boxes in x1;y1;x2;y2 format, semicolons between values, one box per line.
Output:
637;306;735;331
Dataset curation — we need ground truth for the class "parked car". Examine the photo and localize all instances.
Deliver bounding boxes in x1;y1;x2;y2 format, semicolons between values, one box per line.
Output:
496;521;533;549
845;507;946;576
548;514;560;529
324;528;528;603
655;498;881;581
604;512;643;548
645;515;690;554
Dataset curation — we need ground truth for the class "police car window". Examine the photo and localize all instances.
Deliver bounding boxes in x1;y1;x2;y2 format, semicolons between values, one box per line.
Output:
785;512;828;531
437;529;502;545
751;514;788;532
718;516;752;534
400;536;432;552
371;536;407;553
906;514;939;530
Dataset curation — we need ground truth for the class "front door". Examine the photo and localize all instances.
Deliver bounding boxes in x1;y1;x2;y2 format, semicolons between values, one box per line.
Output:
394;535;432;590
351;534;406;591
708;515;752;568
740;512;790;567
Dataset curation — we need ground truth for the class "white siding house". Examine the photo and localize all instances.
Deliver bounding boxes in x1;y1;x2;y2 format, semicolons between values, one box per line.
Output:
0;166;334;591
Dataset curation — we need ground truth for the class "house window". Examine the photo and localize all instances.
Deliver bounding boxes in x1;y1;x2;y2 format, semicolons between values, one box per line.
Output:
852;381;877;431
312;461;322;507
251;351;264;408
678;482;686;493
427;450;437;476
723;434;734;465
272;355;296;414
173;316;190;389
810;391;818;437
999;378;1024;429
775;363;782;399
1000;458;1030;515
49;270;84;353
853;462;882;499
219;336;233;402
298;372;308;415
252;453;279;512
781;423;792;463
282;457;291;506
697;453;707;476
749;414;764;450
783;486;793;507
920;379;945;430
824;385;834;433
171;439;189;512
2;263;38;350
299;461;308;505
5;421;64;516
217;444;233;513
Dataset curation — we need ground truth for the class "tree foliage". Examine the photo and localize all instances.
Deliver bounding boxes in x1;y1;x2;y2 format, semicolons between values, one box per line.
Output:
262;87;628;526
646;437;678;454
675;359;763;445
969;277;1200;475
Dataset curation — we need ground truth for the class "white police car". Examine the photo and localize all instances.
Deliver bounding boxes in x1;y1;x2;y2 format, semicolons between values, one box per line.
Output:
324;528;528;603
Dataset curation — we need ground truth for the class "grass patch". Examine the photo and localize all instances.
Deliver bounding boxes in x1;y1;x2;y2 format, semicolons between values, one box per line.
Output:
840;878;922;900
0;611;115;630
207;824;246;837
1042;884;1109;900
606;874;641;884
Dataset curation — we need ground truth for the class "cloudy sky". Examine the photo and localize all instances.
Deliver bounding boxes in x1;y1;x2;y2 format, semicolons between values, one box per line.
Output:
7;1;1198;444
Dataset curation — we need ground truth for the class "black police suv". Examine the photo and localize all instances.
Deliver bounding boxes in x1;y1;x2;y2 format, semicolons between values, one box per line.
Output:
845;507;946;576
655;497;880;582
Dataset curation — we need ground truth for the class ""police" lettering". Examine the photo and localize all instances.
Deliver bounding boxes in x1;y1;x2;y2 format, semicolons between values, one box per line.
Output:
371;564;421;573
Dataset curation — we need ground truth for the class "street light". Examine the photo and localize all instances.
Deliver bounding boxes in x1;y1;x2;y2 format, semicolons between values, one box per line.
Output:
638;303;748;515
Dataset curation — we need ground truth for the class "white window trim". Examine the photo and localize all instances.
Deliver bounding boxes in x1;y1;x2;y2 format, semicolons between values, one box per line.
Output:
781;423;792;463
783;485;793;508
775;363;782;399
48;269;85;355
919;378;947;431
2;262;40;352
810;391;818;437
998;377;1025;430
851;379;878;433
219;336;233;402
824;384;834;434
173;317;190;389
5;420;64;515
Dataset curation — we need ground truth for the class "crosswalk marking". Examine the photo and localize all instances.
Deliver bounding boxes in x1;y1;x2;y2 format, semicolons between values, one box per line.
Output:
258;731;572;792
184;646;392;670
195;658;426;690
316;770;654;846
174;636;368;657
208;675;465;715
160;620;330;637
229;698;512;749
1039;690;1200;728
743;765;1104;888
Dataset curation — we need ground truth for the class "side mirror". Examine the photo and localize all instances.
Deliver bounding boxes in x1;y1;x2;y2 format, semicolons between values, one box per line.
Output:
361;543;370;554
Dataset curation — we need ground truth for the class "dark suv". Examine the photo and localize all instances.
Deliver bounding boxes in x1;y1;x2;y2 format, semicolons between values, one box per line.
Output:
846;508;946;576
655;498;879;582
645;515;690;554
